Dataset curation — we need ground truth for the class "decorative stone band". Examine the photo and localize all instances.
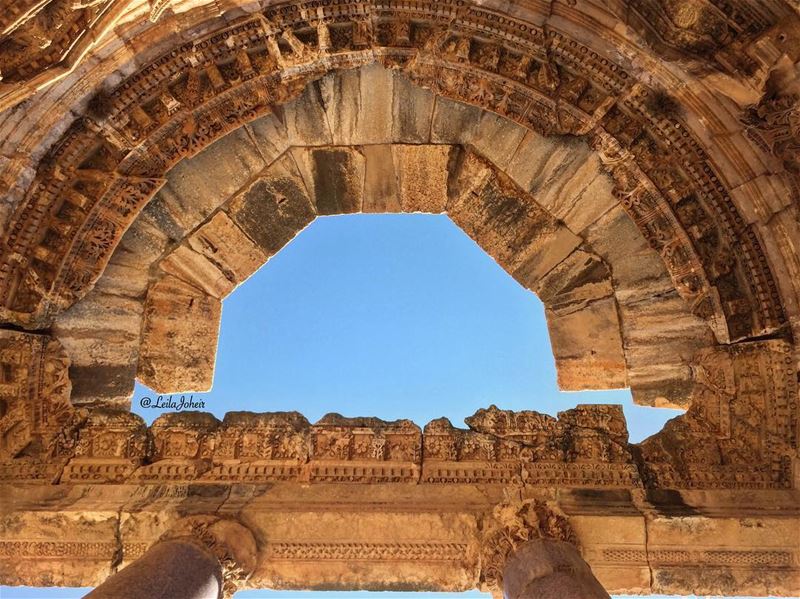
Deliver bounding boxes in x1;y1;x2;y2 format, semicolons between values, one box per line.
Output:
599;547;795;567
0;541;148;559
266;542;469;562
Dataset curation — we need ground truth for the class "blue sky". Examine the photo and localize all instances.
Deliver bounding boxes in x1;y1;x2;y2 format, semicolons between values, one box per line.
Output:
133;214;679;438
4;214;737;599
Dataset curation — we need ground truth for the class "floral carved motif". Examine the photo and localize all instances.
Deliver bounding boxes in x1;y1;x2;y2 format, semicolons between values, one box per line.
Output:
479;499;578;592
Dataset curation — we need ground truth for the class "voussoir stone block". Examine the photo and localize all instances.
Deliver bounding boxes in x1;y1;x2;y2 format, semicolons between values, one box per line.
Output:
545;297;628;391
138;275;221;394
395;144;453;213
448;156;581;283
154;127;268;238
159;212;268;299
362;144;401;213
290;146;365;214
246;113;291;165
52;288;144;408
321;63;394;145
281;80;333;146
227;153;317;256
392;71;435;143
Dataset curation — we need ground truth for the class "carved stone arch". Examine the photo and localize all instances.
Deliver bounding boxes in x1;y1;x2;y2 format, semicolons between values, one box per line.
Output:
0;0;791;354
40;64;723;411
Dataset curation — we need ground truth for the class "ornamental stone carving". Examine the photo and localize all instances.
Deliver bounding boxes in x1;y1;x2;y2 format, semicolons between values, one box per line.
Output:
161;516;258;598
0;0;789;350
479;499;578;593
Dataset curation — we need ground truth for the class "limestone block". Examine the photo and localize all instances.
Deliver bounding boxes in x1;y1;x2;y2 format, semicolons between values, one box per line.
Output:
151;127;268;237
281;80;333;146
646;516;800;597
320;63;394;145
290;146;365;214
533;249;615;310
505;133;616;236
52;289;144;407
227;153;317;255
392;71;435;143
534;153;617;235
362;144;401;213
545;296;627;391
430;96;482;145
138;276;221;393
582;205;668;295
247;113;291;165
159;212;268;299
469;112;527;170
394;144;452;213
447;152;581;284
0;510;119;587
620;289;712;408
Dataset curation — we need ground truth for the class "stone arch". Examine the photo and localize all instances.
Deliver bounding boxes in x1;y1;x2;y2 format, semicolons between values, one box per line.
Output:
0;0;791;354
46;65;717;411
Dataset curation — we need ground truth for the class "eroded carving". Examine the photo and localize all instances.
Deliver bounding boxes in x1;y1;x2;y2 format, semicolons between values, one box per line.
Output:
479;499;578;592
639;339;798;489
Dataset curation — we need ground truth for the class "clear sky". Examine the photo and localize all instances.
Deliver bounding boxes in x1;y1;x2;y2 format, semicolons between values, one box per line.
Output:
3;214;761;599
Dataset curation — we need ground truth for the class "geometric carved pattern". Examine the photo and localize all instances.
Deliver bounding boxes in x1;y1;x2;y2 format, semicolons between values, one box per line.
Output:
267;542;469;562
0;0;787;347
601;547;794;567
0;541;149;560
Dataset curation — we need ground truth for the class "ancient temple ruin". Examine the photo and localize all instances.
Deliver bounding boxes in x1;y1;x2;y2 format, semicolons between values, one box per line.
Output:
1;0;800;597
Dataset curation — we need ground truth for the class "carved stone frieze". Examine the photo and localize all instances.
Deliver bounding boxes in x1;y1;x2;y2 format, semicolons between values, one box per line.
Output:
743;57;800;176
422;405;641;488
621;0;784;72
0;0;787;349
60;408;150;482
0;0;118;83
0;330;73;481
639;339;798;489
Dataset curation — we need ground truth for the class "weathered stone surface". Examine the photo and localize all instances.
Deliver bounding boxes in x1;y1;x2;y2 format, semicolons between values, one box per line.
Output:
392;71;435;143
321;63;394;145
52;289;143;407
290;146;365;215
362;144;401;213
159;212;268;299
544;298;628;391
395;145;452;214
448;152;581;284
153;128;268;238
281;81;333;147
226;153;317;256
138;276;221;394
